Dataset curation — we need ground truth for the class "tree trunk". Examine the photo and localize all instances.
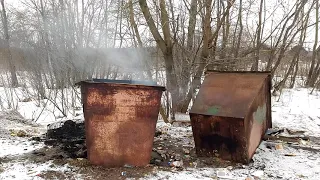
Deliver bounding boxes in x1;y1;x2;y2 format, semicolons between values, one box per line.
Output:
289;59;299;88
251;0;263;71
234;0;243;59
139;0;179;119
175;0;198;112
271;0;307;78
129;0;169;123
179;0;235;113
1;0;18;87
219;0;231;70
273;2;310;92
307;0;319;86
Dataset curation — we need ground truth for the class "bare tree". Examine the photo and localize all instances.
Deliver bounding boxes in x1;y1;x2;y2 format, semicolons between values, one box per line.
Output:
3;0;320;120
306;0;319;87
270;0;307;78
233;0;243;59
139;0;179;119
180;0;235;113
251;0;263;71
0;0;18;87
273;1;312;92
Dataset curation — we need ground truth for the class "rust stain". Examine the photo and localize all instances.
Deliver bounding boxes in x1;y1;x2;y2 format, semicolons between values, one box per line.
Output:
81;80;165;167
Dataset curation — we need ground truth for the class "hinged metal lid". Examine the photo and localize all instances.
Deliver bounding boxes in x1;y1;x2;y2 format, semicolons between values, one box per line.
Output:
190;71;270;118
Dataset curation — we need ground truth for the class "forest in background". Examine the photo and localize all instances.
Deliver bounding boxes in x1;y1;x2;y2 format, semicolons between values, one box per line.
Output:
0;0;319;120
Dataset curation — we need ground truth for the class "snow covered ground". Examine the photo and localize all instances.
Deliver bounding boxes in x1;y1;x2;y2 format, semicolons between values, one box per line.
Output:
0;84;320;179
149;88;320;180
272;88;320;136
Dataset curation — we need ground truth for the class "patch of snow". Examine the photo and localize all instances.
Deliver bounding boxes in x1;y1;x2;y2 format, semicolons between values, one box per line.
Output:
272;88;320;136
0;138;44;157
0;112;45;157
0;161;76;180
145;168;216;180
174;113;190;121
248;141;320;179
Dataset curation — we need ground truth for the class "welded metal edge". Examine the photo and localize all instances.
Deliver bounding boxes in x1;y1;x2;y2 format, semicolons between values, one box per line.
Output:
205;70;271;74
80;80;166;91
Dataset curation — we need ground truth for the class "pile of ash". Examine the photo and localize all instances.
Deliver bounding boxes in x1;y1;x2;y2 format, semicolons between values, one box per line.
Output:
45;120;86;158
44;119;163;160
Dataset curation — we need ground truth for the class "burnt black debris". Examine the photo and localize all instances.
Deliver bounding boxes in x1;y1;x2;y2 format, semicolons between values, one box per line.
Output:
47;120;85;140
45;120;86;158
44;119;163;159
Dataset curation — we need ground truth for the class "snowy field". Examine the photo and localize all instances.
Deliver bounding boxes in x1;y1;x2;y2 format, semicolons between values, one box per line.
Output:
0;82;320;179
148;88;320;180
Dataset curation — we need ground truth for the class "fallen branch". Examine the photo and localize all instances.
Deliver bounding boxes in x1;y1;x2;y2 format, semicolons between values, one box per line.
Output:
170;120;191;124
263;134;310;143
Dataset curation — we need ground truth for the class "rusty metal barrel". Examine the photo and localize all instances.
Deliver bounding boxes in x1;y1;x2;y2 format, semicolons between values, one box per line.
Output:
189;71;272;163
80;79;165;167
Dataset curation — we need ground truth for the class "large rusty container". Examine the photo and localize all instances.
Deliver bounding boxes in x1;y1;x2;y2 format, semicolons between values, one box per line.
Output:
81;79;165;167
189;71;272;163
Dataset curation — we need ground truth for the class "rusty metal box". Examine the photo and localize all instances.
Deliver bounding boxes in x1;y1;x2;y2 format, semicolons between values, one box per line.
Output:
189;71;272;163
81;79;165;167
